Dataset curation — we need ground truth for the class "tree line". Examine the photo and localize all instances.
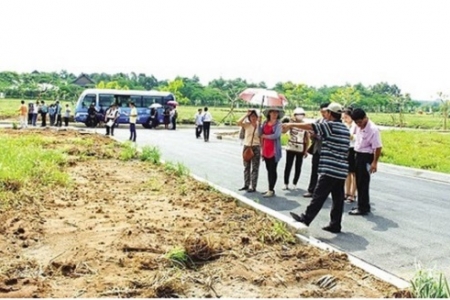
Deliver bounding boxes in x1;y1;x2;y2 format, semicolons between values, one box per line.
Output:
0;70;444;113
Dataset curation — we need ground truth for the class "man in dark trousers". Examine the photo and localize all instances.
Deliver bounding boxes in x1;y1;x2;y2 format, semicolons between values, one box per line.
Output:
284;103;350;233
348;108;382;216
303;102;329;197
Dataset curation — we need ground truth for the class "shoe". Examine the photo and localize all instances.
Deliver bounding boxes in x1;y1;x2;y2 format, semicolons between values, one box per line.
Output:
322;225;341;233
349;209;368;216
282;185;289;190
247;188;255;193
238;186;249;191
290;212;309;226
345;196;355;204
263;191;274;198
303;192;313;198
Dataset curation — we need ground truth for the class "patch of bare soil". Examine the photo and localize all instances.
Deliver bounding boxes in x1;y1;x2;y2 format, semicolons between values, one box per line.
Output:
0;129;406;298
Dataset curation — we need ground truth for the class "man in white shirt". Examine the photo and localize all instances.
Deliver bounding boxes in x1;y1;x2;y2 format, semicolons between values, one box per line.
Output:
194;108;203;138
104;103;119;136
202;107;212;142
128;101;138;142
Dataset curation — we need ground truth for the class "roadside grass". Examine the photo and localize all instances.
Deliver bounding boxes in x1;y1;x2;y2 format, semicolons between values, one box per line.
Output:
0;98;73;119
410;269;450;298
140;146;161;164
381;130;450;173
0;135;70;206
164;161;190;177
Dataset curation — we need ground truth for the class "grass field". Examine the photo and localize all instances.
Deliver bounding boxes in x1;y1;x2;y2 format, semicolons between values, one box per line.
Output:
1;98;447;129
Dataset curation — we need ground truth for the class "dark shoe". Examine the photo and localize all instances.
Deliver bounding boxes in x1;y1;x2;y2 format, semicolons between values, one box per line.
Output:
290;212;309;226
238;186;249;191
349;209;368;216
322;225;341;233
247;188;255;193
303;192;313;198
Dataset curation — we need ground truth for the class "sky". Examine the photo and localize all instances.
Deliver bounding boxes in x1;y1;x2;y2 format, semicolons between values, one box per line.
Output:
0;0;449;100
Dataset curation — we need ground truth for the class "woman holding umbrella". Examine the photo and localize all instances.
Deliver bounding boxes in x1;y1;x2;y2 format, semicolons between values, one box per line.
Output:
259;107;284;198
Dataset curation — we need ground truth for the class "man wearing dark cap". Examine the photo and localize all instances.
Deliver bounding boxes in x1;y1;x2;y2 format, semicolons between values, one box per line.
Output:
283;103;350;233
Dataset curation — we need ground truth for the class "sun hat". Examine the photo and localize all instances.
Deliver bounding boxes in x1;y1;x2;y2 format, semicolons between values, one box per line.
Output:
326;102;343;114
263;106;285;119
293;107;306;115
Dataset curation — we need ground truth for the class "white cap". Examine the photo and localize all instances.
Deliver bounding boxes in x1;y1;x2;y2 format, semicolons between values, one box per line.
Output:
293;107;305;115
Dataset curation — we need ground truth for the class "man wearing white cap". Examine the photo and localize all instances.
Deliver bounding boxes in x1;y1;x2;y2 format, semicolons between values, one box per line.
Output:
282;102;350;233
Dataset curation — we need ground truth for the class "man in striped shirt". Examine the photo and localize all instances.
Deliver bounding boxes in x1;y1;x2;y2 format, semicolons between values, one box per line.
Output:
283;102;350;233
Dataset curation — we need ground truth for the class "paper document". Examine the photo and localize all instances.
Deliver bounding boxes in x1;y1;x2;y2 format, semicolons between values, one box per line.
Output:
106;120;114;127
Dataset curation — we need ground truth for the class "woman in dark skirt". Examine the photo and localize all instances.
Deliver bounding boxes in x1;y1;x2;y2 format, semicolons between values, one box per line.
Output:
163;107;170;129
343;108;357;203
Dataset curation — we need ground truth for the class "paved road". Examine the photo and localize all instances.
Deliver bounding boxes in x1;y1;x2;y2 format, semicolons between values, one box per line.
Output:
104;126;449;281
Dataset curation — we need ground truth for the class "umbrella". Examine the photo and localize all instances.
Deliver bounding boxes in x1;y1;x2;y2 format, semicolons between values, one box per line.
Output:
149;103;162;108
239;88;288;107
167;100;179;106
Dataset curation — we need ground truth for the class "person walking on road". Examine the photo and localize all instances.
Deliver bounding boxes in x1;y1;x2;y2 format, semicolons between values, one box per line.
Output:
194;108;203;138
105;103;120;136
303;103;329;197
237;109;261;193
202;107;212;142
286;103;350;233
348;108;383;216
282;107;310;190
259;107;284;198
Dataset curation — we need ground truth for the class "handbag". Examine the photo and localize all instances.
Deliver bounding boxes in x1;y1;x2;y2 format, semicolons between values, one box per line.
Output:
242;126;257;162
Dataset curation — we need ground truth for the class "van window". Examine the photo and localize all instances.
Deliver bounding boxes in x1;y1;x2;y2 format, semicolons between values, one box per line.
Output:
115;95;130;108
81;94;96;108
130;95;142;107
99;94;115;109
143;96;163;107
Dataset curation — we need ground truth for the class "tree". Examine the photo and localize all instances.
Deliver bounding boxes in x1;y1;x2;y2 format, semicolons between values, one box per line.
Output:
437;92;450;130
330;86;361;107
157;79;190;105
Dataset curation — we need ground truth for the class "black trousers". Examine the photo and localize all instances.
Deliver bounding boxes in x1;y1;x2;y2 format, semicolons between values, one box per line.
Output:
41;113;47;127
307;152;320;193
106;118;115;135
129;123;136;142
56;114;62;127
172;118;177;130
195;125;203;138
63;117;69;126
355;152;374;213
264;156;278;191
284;150;304;185
203;121;211;141
303;175;345;230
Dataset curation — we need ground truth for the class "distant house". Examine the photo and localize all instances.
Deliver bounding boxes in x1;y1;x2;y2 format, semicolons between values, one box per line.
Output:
31;70;40;75
72;73;95;87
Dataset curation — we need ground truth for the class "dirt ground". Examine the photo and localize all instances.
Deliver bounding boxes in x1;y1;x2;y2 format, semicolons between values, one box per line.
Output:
0;129;409;298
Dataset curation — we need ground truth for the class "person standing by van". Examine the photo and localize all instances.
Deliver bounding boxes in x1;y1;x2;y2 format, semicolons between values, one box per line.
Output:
63;104;71;127
128;101;138;142
105;103;119;136
202;107;212;142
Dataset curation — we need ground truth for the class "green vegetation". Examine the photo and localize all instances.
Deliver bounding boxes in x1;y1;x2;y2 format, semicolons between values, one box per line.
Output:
119;142;138;161
381;130;450;173
140;146;161;164
0;135;70;205
259;220;296;244
165;246;190;268
410;269;450;298
164;162;190;177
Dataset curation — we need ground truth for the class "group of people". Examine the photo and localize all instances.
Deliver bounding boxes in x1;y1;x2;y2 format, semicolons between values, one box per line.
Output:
18;100;71;128
194;107;213;142
237;103;382;233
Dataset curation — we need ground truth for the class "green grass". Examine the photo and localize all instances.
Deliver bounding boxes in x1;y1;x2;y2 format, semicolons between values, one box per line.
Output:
370;112;445;130
119;142;138;161
165;246;190;268
0;98;73;118
410;269;450;298
140;146;161;164
0;135;70;204
164;161;190;177
381;130;450;173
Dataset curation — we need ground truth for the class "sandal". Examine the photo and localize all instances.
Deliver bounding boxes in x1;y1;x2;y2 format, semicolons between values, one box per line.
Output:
345;195;355;204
